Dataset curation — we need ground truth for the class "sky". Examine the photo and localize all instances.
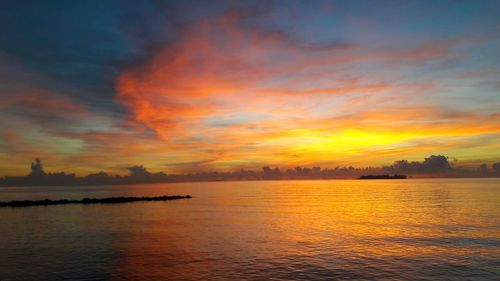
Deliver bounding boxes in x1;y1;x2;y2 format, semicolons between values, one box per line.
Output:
0;0;499;176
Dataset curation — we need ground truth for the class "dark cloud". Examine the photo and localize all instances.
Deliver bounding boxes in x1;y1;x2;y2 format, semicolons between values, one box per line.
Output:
0;0;179;113
1;155;497;186
392;155;452;174
0;1;290;115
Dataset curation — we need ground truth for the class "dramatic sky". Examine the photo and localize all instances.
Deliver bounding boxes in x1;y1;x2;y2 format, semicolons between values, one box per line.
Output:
1;0;499;175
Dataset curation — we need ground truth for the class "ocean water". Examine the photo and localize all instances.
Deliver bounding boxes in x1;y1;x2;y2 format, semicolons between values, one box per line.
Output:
0;178;499;280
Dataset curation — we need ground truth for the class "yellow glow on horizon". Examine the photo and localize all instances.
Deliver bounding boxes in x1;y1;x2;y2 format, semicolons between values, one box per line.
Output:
269;129;418;154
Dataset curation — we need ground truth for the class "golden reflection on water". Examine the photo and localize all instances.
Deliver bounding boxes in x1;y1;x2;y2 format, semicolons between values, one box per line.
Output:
0;178;499;280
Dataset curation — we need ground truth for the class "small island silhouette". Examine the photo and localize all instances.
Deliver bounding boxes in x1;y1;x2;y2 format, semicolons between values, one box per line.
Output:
358;174;407;180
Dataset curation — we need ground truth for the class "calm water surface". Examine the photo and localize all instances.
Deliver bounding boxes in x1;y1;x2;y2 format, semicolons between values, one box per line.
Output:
0;178;499;280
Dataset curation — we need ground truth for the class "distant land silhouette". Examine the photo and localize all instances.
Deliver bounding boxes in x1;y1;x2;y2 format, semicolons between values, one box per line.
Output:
358;174;407;180
0;155;499;186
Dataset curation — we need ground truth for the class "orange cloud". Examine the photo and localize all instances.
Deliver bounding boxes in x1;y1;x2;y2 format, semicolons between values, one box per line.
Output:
113;12;499;171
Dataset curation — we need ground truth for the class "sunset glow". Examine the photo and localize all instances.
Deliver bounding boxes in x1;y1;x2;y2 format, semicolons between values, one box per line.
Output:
1;1;499;175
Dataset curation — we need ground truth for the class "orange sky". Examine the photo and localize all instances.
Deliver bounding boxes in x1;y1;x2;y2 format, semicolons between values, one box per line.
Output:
1;3;499;176
113;13;499;174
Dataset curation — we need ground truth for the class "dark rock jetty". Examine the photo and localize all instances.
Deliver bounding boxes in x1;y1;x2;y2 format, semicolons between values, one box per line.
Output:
0;195;192;208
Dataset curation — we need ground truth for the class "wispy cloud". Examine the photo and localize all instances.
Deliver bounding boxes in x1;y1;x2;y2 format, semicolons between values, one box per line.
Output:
113;10;499;170
1;1;499;174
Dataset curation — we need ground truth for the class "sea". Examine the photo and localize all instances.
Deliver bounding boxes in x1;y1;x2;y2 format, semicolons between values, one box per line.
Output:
0;178;499;280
